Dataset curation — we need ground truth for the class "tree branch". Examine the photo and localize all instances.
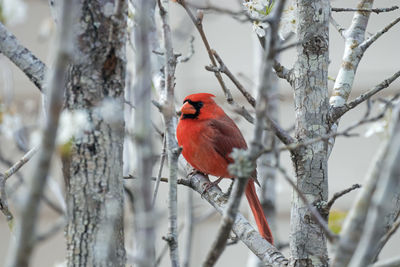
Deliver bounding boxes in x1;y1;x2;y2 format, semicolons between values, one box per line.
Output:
325;184;361;212
331;6;398;14
273;60;293;85
330;15;346;39
158;0;182;265
330;70;400;122
208;50;256;107
360;16;400;52
188;173;288;266
0;22;47;92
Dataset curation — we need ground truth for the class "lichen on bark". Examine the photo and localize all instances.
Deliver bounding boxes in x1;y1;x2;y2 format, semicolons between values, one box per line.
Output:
63;1;127;266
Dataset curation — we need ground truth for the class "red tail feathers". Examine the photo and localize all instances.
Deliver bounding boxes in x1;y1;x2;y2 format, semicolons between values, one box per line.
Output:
245;179;274;244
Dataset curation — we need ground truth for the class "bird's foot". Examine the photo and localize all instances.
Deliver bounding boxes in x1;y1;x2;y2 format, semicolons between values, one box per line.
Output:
201;177;224;197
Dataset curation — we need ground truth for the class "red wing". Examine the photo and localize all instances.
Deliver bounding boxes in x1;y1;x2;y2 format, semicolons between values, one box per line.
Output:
207;117;247;164
206;117;259;184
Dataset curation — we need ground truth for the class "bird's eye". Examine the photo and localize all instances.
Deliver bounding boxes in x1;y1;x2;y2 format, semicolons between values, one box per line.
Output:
197;102;203;108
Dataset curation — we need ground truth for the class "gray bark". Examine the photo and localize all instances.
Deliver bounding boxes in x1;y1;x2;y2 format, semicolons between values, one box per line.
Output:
63;1;127;266
290;0;330;266
0;22;47;92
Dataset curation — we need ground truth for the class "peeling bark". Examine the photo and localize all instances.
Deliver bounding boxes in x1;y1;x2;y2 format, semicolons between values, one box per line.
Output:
63;1;127;266
290;0;330;266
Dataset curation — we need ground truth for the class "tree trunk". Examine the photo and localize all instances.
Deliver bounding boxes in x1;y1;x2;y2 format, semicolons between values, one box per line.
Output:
290;0;330;266
63;1;127;266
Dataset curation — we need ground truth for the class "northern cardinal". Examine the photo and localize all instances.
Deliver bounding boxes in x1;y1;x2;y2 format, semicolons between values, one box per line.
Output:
176;93;274;244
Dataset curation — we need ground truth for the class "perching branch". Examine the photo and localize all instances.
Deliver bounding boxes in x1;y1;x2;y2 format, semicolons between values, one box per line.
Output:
331;6;398;14
0;22;47;92
5;0;75;265
187;173;288;266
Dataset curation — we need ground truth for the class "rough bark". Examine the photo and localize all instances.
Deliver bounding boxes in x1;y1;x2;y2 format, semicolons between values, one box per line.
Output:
290;0;330;266
63;1;127;266
0;22;47;92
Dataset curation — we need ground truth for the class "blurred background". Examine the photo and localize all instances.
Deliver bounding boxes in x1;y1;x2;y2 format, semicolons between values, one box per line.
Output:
0;0;399;266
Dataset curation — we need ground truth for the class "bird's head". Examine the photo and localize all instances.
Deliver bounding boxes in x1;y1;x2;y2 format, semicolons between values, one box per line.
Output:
180;93;218;120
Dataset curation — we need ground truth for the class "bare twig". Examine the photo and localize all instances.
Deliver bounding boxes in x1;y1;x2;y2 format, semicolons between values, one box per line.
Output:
209;50;256;107
330;15;346;39
5;0;75;265
330;70;400;122
152;135;167;206
34;217;66;243
3;147;38;181
373;219;400;262
325;184;361;212
331;6;398;14
178;36;195;63
178;1;233;102
0;22;47;92
360;16;400;52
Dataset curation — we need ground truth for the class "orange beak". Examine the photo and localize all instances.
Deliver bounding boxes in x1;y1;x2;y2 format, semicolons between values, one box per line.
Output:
180;101;196;115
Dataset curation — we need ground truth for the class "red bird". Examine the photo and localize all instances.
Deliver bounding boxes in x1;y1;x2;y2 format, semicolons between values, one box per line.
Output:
176;93;274;244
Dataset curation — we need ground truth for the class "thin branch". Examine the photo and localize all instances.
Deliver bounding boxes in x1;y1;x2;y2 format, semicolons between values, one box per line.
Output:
330;15;346;39
178;0;233;102
360;16;400;52
209;50;256;107
331;6;399;14
373;219;400;262
5;0;74;265
3;147;38;181
330;70;400;122
0;22;47;92
325;184;361;212
34;217;66;243
152;135;167;206
178;36;195;63
158;0;182;265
